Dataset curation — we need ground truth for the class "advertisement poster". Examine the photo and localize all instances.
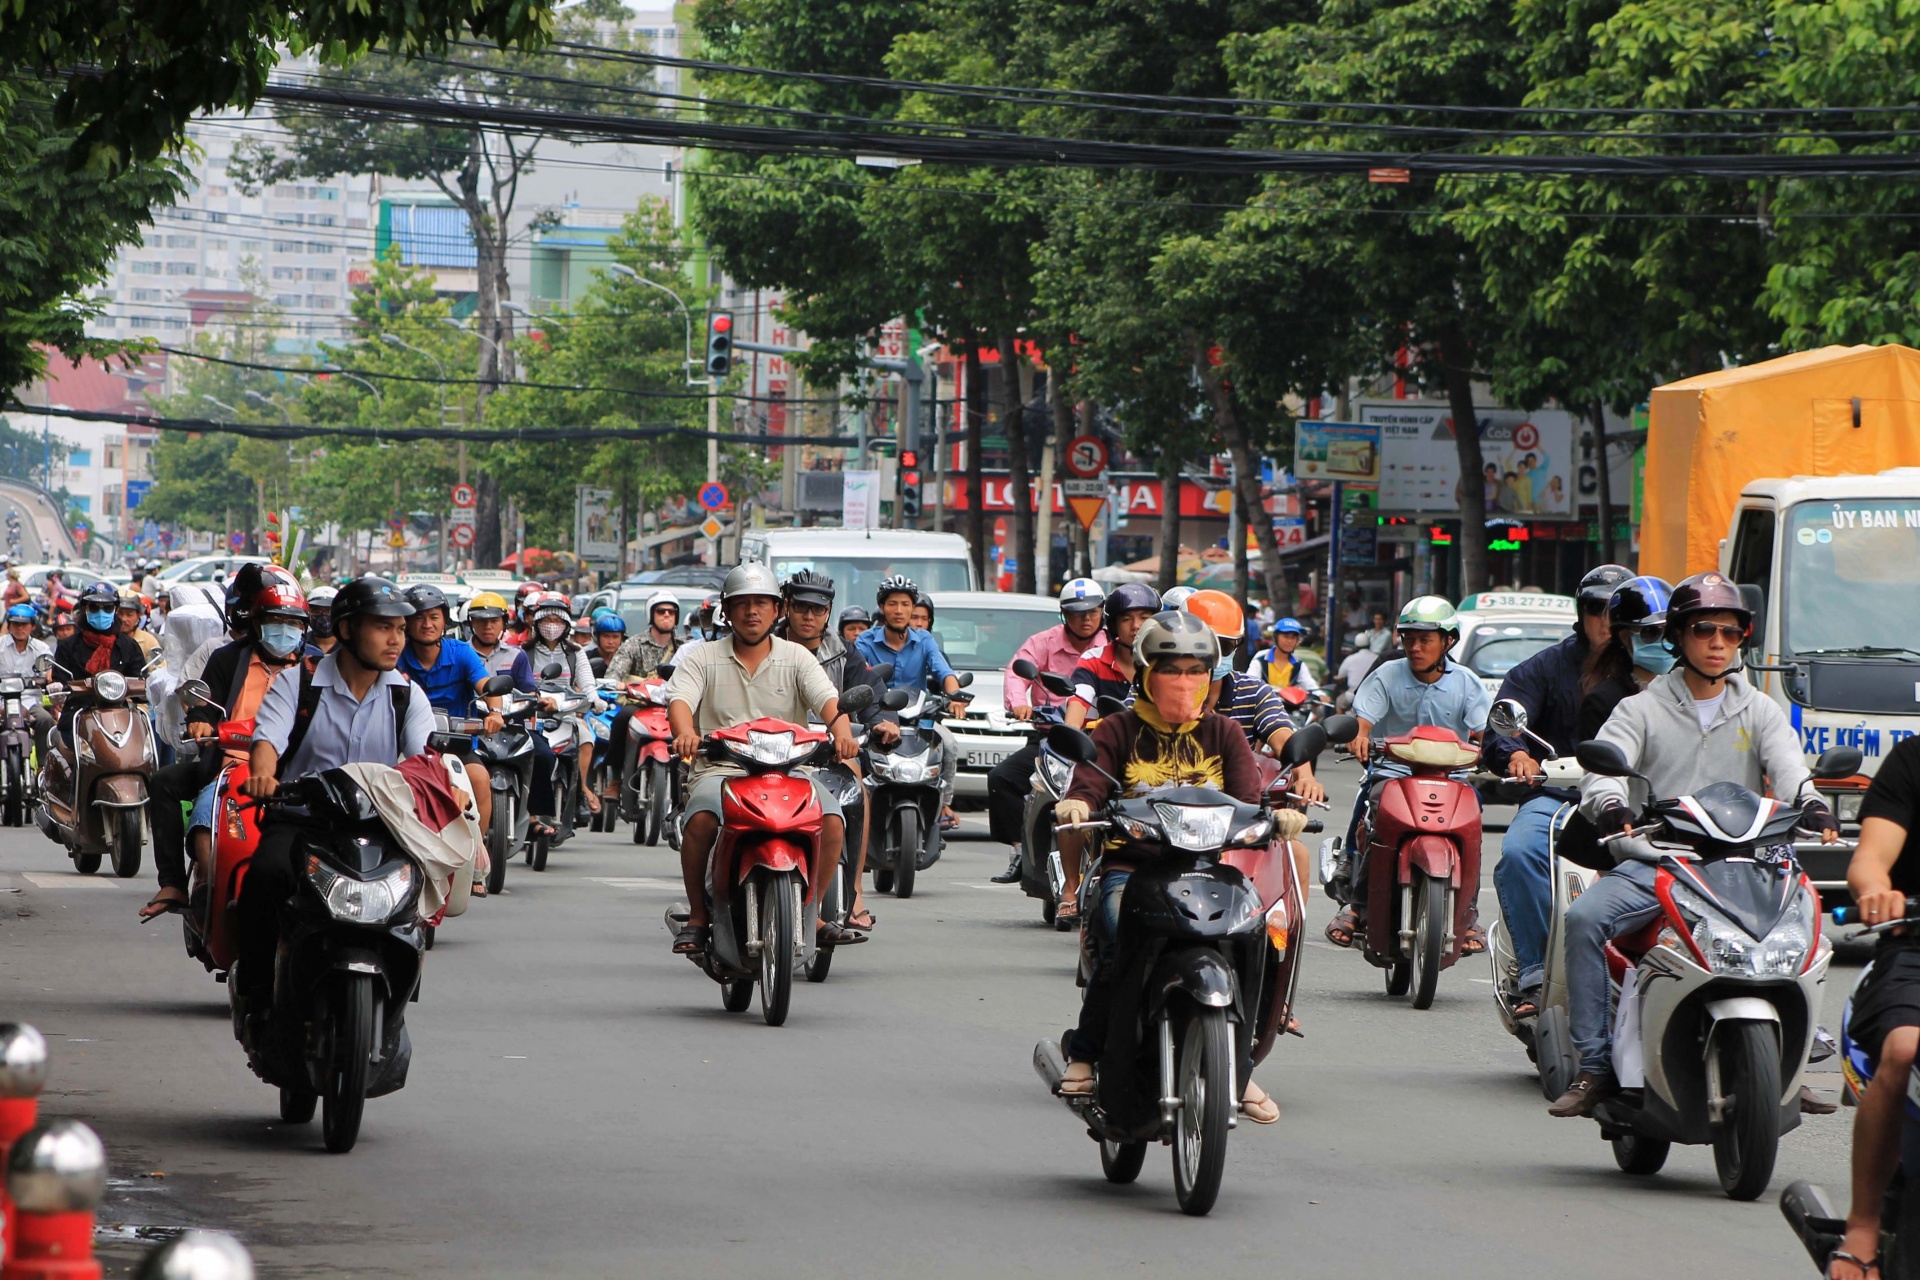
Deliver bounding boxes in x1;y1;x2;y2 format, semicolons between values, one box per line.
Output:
842;470;880;530
574;486;621;562
1293;421;1381;483
1359;404;1575;518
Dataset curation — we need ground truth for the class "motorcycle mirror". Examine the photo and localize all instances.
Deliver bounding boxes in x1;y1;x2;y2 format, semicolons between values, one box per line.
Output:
1574;738;1638;778
840;683;875;714
141;649;166;674
31;654;53;676
1038;672;1075;698
1487;698;1529;737
954;670;974;688
1094;695;1128;718
481;674;517;697
1279;723;1329;767
881;688;913;711
1010;658;1039;680
175;679;220;712
1045;724;1098;765
1321;714;1360;745
1813;746;1865;780
656;662;676;680
539;661;566;680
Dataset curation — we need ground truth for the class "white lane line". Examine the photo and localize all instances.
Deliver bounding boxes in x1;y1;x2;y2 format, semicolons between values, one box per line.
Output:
21;872;127;889
589;877;683;890
953;882;1020;891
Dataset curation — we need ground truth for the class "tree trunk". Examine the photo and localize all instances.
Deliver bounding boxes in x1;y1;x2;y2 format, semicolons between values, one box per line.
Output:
1189;335;1286;609
1000;335;1036;596
1232;483;1250;608
1435;324;1489;596
1589;398;1616;566
963;342;988;586
1156;450;1182;595
474;472;502;568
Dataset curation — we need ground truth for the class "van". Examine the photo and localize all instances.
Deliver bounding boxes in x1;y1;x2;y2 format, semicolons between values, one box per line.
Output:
736;529;977;613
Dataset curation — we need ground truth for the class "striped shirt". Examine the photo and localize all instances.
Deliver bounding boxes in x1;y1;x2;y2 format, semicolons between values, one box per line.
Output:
1214;672;1289;749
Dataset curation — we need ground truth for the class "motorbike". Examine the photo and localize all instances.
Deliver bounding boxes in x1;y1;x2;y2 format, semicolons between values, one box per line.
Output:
663;682;876;1025
1008;660;1129;930
864;672;972;900
0;670;44;827
1565;736;1856;1200
235;770;428;1154
525;662;590;872
585;682;623;834
1031;719;1337;1216
1275;684;1335;731
172;681;260;977
1317;724;1483;1009
806;751;867;984
615;675;675;847
35;652;157;878
425;673;526;898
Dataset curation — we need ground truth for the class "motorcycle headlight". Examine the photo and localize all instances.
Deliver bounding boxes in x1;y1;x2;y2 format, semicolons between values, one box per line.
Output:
1038;751;1075;795
1669;882;1812;976
307;856;416;925
93;671;127;704
1151;803;1235;852
0;677;22;695
743;729;802;766
872;752;931;783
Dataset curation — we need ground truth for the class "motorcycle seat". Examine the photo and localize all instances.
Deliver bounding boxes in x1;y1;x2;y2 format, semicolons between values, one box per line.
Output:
1604;918;1664;981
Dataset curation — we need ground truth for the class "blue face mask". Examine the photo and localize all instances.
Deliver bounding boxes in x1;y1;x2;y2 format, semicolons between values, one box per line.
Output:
259;622;304;658
1212;649;1233;680
84;610;115;633
1631;637;1675;674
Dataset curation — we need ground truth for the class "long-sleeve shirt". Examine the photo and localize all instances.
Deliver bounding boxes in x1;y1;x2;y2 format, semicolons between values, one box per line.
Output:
855;625;956;692
1479;631;1590;777
1063;702;1261;871
1002;623;1105;712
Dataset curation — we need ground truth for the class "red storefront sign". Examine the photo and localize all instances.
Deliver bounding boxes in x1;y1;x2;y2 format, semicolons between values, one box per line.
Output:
943;475;1233;518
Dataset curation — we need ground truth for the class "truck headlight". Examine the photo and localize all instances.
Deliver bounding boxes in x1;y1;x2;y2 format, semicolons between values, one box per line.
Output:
307;856;416;924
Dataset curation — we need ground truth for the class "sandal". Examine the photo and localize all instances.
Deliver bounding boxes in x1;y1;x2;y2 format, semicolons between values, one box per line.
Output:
846;908;876;932
1241;1082;1280;1125
1461;925;1487;955
1512;997;1538;1020
1826;1249;1878;1280
939;811;960;832
1057;1062;1095;1097
817;920;869;946
530;819;557;840
470;881;487;898
138;886;188;921
671;922;710;955
1324;906;1360;948
1056;899;1080;927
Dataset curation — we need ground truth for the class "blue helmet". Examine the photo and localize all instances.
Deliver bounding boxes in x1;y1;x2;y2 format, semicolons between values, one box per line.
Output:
1606;576;1673;634
4;604;34;623
593;613;627;635
1271;616;1305;636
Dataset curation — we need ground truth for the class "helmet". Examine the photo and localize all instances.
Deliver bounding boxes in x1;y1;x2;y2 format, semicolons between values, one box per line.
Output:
223;563;271;629
402;583;449;617
1662;571;1751;644
1183;589;1245;641
911;589;936;627
331;577;414;630
78;581;118;620
1270;616;1305;636
1058;577;1106;615
1578;564;1635;608
4;604;34;623
51;610;72;629
571;616;593;637
645;590;681;620
307;586;338;638
1161;585;1197;612
529;594;573;623
1396;596;1460;636
1102;582;1161;632
721;562;782;604
1133;610;1221;670
838;606;872;628
466;591;509;620
116;589;141;611
593;613;627;635
1606;576;1673;634
513;582;544;620
875;574;918;607
253;581;308;624
781;569;836;610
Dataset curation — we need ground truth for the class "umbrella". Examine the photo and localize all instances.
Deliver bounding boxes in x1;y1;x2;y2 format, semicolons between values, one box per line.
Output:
498;548;560;575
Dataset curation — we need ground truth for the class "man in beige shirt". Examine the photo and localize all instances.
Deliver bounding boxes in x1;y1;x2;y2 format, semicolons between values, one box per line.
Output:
664;564;856;956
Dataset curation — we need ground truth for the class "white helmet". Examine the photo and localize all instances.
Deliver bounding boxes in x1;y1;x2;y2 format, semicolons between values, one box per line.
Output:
1161;585;1197;611
1058;577;1105;615
645;589;681;619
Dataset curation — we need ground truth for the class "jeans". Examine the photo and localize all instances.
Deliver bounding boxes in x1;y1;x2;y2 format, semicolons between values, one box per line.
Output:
987;741;1041;845
1565;861;1661;1074
1494;794;1573;996
526;735;561;819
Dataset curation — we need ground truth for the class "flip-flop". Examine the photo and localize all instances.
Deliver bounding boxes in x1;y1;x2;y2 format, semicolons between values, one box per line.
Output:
1461;925;1488;955
1057;1064;1095;1097
1241;1083;1280;1125
846;908;876;932
138;888;187;921
1324;906;1360;948
817;921;869;946
671;922;710;955
939;813;960;831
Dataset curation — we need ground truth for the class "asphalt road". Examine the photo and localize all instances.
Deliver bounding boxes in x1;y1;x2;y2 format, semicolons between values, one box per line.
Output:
1;757;1846;1277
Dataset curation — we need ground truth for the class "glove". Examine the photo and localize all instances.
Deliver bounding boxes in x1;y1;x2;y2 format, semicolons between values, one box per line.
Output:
1596;803;1634;838
1800;798;1840;837
1272;809;1309;842
1055;798;1092;827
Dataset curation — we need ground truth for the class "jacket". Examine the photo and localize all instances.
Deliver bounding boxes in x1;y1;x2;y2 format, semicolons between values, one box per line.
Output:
1064;702;1260;870
1003;624;1105;712
1481;631;1590;779
1579;668;1815;823
798;632;897;730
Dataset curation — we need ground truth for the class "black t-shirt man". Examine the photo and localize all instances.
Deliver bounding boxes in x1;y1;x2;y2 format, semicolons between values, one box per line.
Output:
1860;736;1920;898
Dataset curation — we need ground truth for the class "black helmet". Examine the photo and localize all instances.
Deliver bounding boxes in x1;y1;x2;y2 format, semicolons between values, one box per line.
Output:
224;562;271;629
1577;564;1634;609
1102;581;1161;632
1662;571;1751;645
875;574;917;607
77;581;118;629
1606;576;1673;634
781;569;835;609
911;588;936;627
332;577;415;631
403;582;449;617
838;606;872;628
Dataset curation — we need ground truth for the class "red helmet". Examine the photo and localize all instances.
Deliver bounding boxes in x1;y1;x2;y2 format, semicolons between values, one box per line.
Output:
254;581;309;624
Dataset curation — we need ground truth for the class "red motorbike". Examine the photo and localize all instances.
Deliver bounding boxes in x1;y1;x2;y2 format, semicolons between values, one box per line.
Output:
174;682;262;975
665;713;853;1027
1345;726;1483;1009
619;677;674;847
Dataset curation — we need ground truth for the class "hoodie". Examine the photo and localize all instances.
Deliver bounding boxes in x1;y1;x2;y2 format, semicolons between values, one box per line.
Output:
1578;667;1813;823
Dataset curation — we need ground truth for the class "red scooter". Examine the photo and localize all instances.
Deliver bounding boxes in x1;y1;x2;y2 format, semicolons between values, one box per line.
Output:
183;713;262;975
666;693;873;1027
1343;726;1483;1009
620;677;674;847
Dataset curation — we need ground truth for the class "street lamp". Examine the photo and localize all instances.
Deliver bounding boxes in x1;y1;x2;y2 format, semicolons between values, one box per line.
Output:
242;389;293;425
201;395;239;418
318;364;383;404
380;333;450;428
605;264;701;386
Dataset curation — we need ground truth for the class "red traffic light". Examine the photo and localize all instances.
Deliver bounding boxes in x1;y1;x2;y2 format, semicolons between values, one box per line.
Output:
900;450;918;469
710;314;732;334
903;471;920;487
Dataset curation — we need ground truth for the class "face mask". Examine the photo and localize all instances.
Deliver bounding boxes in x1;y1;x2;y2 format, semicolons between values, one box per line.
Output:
85;610;114;632
1212;650;1233;680
259;623;303;658
1631;638;1676;674
538;620;567;643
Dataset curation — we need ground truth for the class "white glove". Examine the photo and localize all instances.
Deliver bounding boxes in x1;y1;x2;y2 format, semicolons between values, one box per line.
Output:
1055;798;1092;827
1272;809;1309;842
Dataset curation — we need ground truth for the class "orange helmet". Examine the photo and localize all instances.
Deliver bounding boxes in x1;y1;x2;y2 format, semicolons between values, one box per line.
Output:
1182;589;1244;640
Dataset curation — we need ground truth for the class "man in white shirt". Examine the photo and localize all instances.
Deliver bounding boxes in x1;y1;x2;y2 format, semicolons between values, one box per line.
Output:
0;604;51;678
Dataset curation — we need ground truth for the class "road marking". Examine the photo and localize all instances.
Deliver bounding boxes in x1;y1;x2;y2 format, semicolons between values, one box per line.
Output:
952;882;1019;890
588;877;683;891
20;873;126;889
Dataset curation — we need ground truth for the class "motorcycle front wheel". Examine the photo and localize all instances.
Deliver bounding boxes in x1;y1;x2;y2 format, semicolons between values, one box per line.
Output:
759;872;798;1027
892;807;919;900
1408;872;1447;1010
486;797;511;896
644;760;668;847
1711;1021;1782;1200
322;972;376;1153
1172;1006;1232;1216
110;808;143;878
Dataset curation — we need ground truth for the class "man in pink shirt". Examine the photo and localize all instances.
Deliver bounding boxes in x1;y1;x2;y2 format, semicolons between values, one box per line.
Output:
988;578;1108;882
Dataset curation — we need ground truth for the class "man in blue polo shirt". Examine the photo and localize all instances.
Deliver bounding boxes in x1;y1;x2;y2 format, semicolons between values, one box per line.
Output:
856;574;964;827
399;583;505;729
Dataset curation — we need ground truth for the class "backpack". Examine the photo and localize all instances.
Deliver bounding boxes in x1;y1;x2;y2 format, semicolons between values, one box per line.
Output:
277;662;414;778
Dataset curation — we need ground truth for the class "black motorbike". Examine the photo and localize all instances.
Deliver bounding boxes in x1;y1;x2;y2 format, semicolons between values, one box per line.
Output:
1009;660;1128;929
237;770;428;1154
426;674;531;896
863;674;971;899
525;662;589;873
0;671;42;827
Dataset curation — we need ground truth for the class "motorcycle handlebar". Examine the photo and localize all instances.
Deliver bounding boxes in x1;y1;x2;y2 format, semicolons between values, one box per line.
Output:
1832;897;1920;927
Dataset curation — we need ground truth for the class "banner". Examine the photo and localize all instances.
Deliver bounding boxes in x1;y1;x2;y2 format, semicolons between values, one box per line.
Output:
1359;403;1576;518
842;470;880;530
1294;421;1381;483
574;486;620;563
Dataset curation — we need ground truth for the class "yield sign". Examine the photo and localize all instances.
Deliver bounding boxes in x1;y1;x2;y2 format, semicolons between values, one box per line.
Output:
1068;495;1106;530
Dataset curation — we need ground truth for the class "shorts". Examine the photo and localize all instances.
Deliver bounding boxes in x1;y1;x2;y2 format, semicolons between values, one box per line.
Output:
188;777;220;835
684;772;842;824
1848;943;1920;1073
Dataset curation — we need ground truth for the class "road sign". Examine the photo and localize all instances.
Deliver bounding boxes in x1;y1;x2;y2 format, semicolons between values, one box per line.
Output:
451;483;477;509
1274;516;1307;548
388;531;406;549
1064;435;1108;479
1067;496;1106;530
227;531;245;551
1061;476;1105;498
698;482;729;512
700;516;724;540
449;523;475;549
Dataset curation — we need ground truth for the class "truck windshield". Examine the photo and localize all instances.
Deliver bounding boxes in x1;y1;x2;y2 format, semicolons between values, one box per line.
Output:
1783;500;1920;656
769;558;973;616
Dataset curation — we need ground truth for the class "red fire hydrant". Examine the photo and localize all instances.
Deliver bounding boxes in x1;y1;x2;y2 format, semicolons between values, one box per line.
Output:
3;1119;105;1280
0;1024;49;1265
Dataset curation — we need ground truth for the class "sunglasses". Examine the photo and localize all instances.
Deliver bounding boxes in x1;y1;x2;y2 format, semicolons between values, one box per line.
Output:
1688;620;1747;643
1579;600;1609;617
1630;624;1665;645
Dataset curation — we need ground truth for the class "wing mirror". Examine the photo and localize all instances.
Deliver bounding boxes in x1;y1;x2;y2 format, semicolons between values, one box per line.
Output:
1010;658;1039;680
1487;698;1527;737
1321;714;1359;745
481;674;518;697
175;679;226;716
1575;739;1640;779
839;683;875;715
1813;746;1864;780
540;661;566;680
1039;672;1075;698
954;670;974;688
1279;723;1329;767
656;662;676;680
1094;695;1128;718
1046;724;1098;764
867;662;893;684
881;688;913;711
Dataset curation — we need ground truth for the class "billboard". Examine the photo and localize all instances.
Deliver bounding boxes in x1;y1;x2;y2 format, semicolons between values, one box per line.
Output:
1359;403;1576;518
1293;421;1381;483
574;486;621;563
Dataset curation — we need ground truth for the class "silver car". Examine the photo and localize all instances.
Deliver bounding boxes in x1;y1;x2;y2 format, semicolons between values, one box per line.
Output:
926;591;1066;800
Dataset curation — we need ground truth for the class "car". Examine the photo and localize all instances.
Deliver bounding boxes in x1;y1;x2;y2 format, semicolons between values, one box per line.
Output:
598;582;716;636
926;591;1066;801
737;528;975;613
1452;590;1578;699
395;572;475;619
11;563;113;595
155;555;270;585
624;565;727;591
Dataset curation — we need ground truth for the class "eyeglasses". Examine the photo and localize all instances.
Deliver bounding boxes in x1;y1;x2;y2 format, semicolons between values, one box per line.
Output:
1688;620;1747;643
1632;625;1665;645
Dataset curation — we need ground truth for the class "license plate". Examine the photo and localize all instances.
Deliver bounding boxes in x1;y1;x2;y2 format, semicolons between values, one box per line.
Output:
969;748;1010;769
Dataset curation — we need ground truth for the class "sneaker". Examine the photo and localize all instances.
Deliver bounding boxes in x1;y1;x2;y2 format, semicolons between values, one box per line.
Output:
1548;1069;1615;1118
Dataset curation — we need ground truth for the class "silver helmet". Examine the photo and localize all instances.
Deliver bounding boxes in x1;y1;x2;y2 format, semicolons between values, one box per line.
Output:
721;562;782;603
1133;609;1220;669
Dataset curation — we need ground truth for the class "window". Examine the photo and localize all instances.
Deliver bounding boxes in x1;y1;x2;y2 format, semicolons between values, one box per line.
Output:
307;214;337;227
165;234;196;248
306;268;337;282
130;288;161;302
105;443;121;469
205;212;227;224
102;490;121;517
68;450;91;468
163;318;186;331
305;294;337;309
69;497;91;514
272;293;301;307
164;261;196;275
271;266;301;280
130;261;161;275
313;186;339;200
204;185;228;198
1729;506;1776;661
272;240;300;253
306;241;329;254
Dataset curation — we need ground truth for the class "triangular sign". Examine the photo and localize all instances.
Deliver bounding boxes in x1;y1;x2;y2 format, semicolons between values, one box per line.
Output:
1068;495;1106;530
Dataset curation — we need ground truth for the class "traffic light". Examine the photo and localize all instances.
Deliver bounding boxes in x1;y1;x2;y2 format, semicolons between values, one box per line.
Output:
704;311;734;379
899;449;922;520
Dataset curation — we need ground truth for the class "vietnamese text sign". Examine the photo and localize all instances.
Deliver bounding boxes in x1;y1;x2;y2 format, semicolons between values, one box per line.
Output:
1294;421;1381;483
1359;404;1576;519
842;470;881;530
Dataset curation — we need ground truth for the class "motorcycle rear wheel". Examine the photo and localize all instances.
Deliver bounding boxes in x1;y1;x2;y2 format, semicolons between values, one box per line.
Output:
1100;1138;1148;1184
1408;872;1446;1009
1611;1131;1670;1175
873;868;895;894
644;760;668;847
1172;1006;1232;1216
73;852;101;875
1384;958;1410;997
759;872;798;1027
721;979;754;1012
806;867;846;985
531;834;549;872
322;972;375;1153
486;797;511;896
279;1085;317;1124
3;753;22;827
893;807;919;900
1711;1021;1782;1200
